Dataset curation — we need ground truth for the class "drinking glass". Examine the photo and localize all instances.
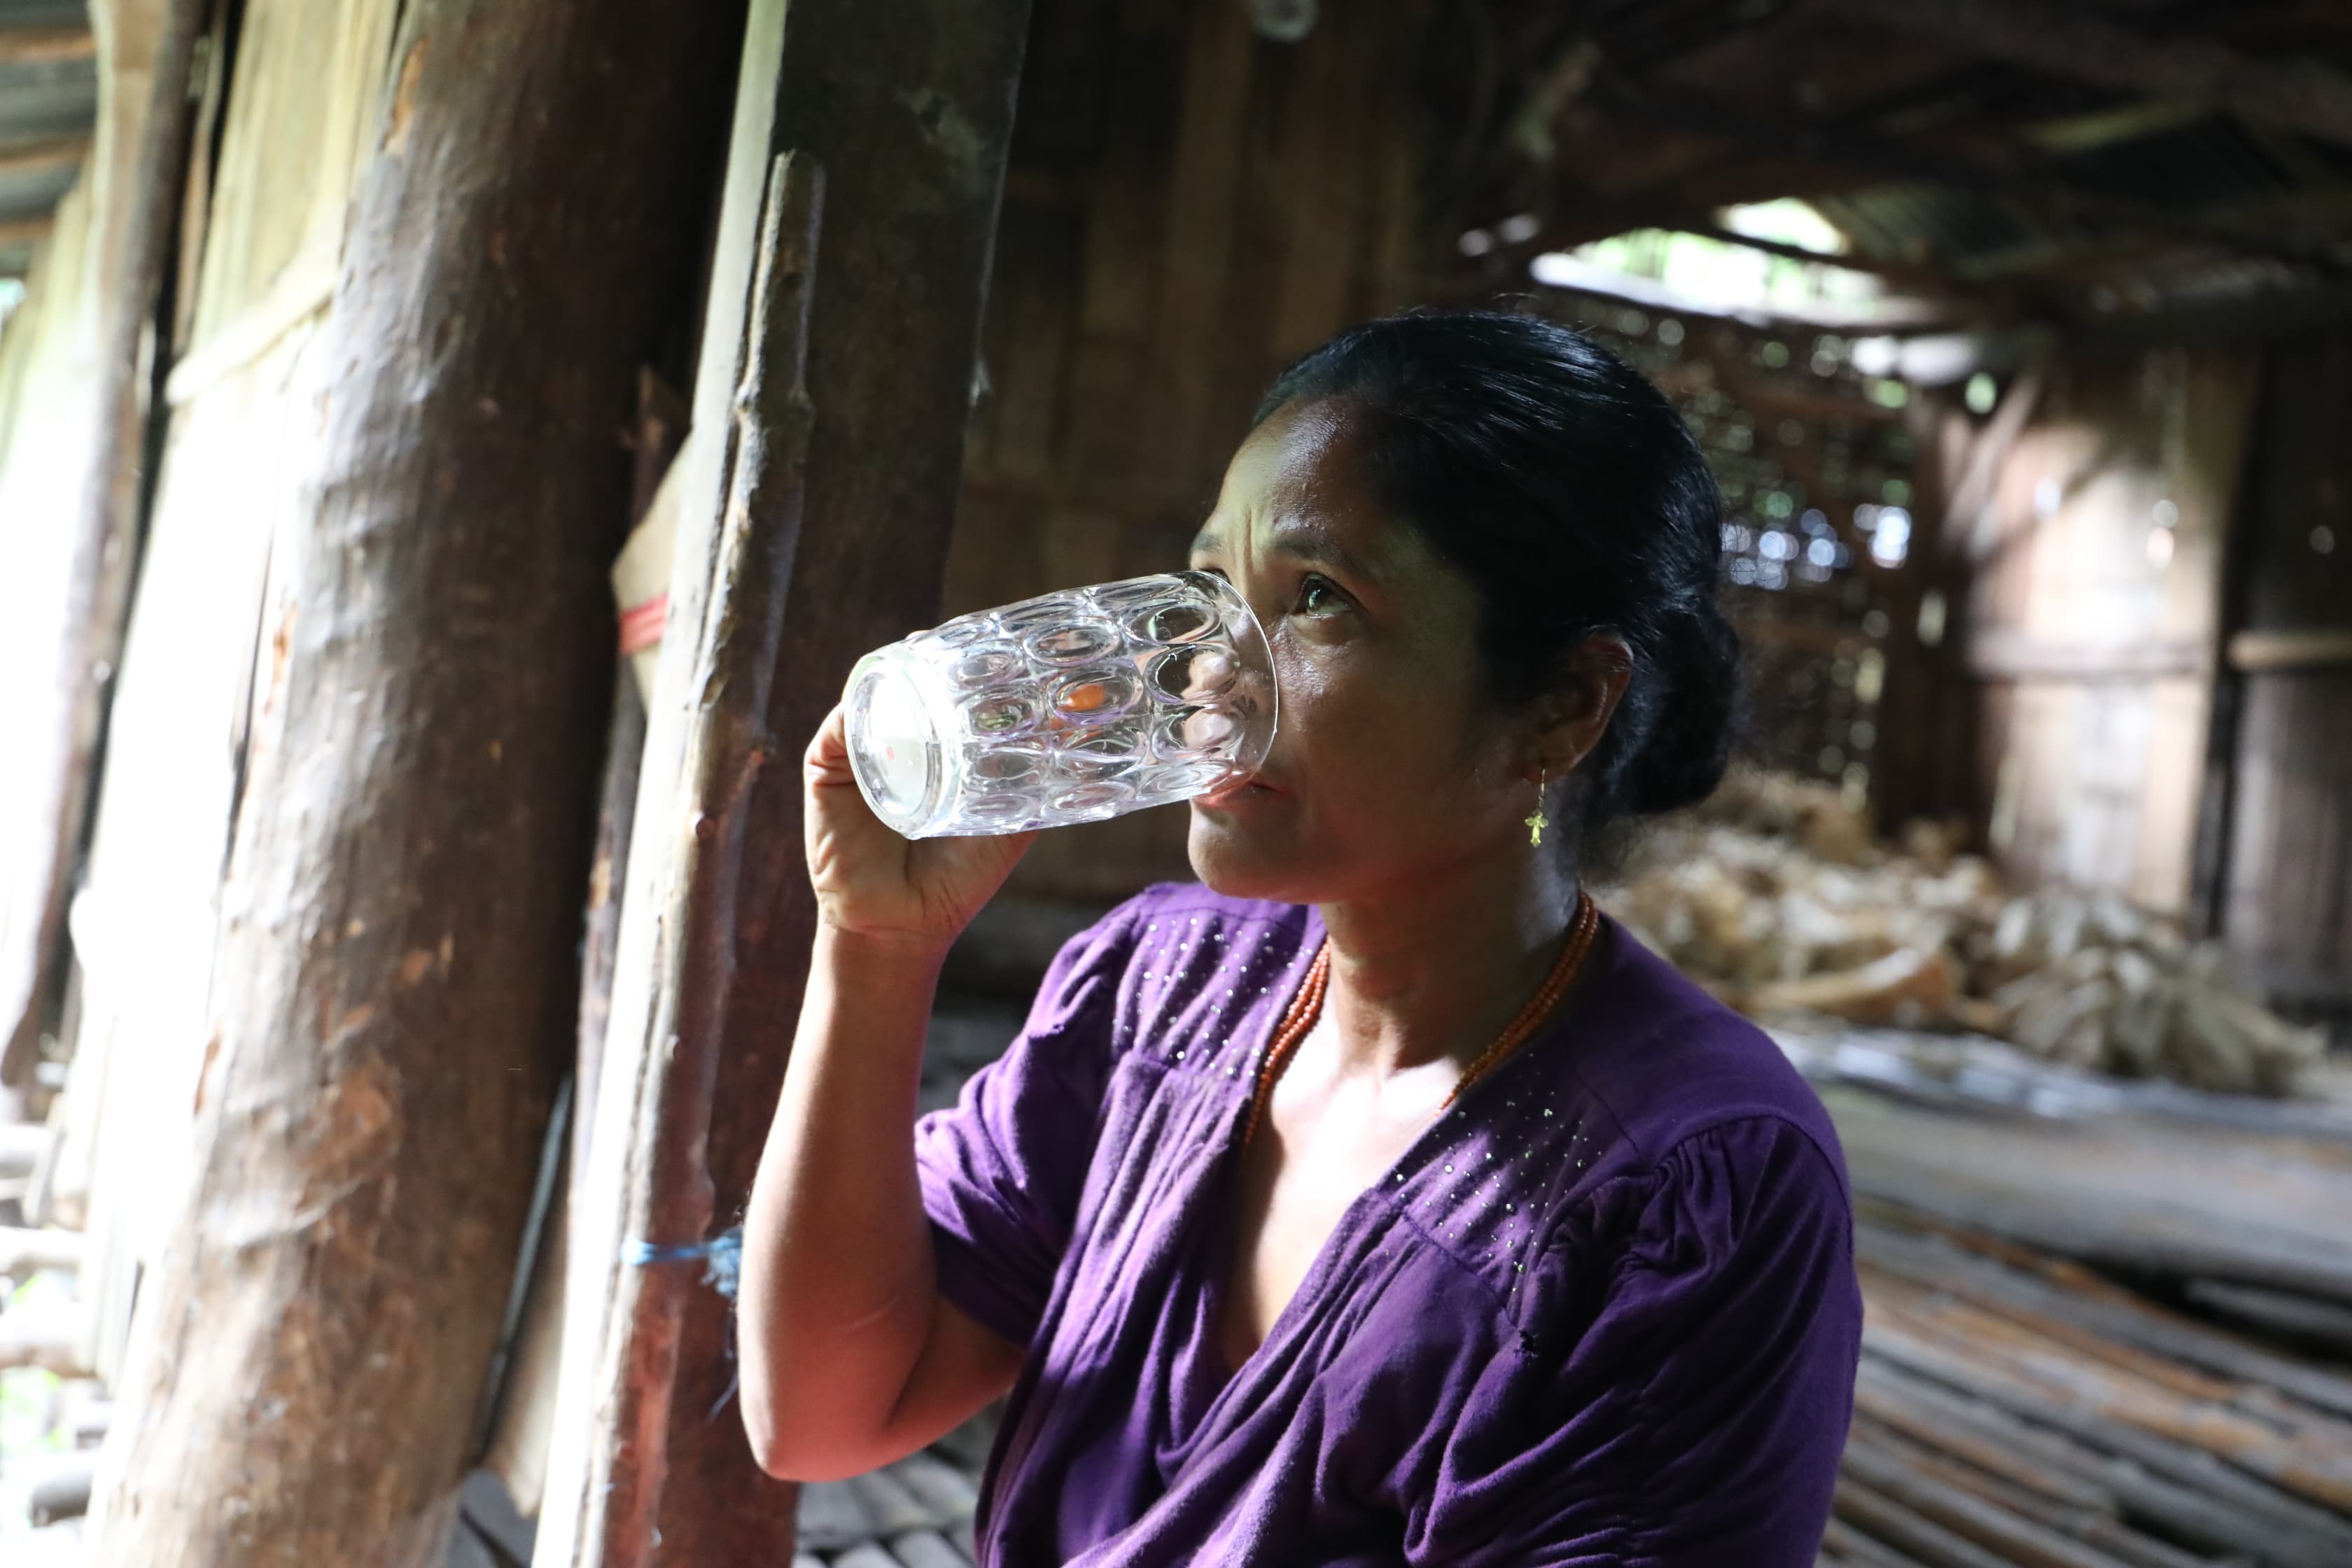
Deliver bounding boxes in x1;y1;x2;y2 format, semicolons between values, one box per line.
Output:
844;570;1278;838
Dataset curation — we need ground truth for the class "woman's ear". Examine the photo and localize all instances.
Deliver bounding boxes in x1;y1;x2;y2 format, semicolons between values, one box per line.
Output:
1530;634;1634;778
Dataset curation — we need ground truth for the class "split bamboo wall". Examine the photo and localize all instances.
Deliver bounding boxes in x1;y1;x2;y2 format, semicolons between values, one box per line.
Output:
1956;349;2258;914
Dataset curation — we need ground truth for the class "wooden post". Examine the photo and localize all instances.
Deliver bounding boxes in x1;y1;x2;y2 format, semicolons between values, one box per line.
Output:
80;0;739;1562
2;0;204;1088
569;147;830;1566
539;2;1030;1562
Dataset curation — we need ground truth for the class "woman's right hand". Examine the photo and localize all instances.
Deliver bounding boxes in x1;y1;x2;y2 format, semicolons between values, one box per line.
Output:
803;704;1038;958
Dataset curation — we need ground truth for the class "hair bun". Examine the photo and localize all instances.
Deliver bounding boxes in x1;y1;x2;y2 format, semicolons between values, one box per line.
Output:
1626;606;1740;816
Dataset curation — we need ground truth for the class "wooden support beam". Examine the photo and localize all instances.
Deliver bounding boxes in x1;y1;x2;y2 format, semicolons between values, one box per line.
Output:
559;146;828;1568
0;1121;51;1179
1531;250;1974;335
2078;281;2352;352
1963;630;2209;682
0;24;94;65
2229;628;2352;673
0;215;55;249
538;3;804;1553
1;1;198;1090
1539;194;1964;295
1816;0;2352;153
0;1224;85;1275
641;0;1016;1530
538;0;1030;1561
1678;216;1923;283
1945;365;2046;563
0;1297;91;1376
78;0;741;1562
0;135;90;181
29;1452;98;1530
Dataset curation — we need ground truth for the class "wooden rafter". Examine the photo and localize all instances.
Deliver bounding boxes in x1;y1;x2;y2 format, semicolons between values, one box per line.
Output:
0;135;91;180
1816;0;2352;152
0;24;94;66
1526;247;1977;335
0;215;55;248
2078;277;2352;351
1590;78;2351;279
1541;196;1965;295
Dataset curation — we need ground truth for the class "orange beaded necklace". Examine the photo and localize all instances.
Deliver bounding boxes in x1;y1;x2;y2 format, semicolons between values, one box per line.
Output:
1240;890;1602;1147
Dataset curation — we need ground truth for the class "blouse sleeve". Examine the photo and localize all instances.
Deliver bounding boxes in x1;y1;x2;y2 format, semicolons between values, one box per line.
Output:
913;901;1141;1350
1425;1115;1861;1568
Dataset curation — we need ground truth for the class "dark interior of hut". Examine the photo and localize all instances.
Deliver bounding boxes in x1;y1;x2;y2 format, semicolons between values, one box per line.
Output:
946;0;2352;1044
2;2;2351;1566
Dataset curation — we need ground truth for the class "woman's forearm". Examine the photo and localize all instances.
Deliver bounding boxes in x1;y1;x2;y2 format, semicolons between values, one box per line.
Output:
738;925;954;1478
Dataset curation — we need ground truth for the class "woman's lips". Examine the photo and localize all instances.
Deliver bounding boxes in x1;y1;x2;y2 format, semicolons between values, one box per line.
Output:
1195;774;1278;809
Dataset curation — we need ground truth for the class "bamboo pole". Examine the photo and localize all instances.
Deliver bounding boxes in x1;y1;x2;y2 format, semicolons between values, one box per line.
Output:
1839;1432;2141;1568
1833;1473;2018;1568
1841;1199;2352;1568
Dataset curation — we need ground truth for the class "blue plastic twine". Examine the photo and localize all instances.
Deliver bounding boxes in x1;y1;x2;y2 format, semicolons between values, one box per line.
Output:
623;1224;743;1299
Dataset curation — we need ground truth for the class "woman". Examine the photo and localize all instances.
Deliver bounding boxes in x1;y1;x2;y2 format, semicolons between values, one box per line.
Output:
740;312;1861;1564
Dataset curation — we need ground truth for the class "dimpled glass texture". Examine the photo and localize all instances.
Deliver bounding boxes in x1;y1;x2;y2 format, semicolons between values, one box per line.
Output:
845;570;1279;838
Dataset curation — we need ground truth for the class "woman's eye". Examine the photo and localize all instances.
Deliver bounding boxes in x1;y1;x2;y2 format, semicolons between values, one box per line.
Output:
1297;578;1343;614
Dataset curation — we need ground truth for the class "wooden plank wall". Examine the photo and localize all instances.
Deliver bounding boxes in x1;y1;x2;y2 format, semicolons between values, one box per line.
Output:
944;0;1436;904
2216;332;2352;1023
1955;347;2259;914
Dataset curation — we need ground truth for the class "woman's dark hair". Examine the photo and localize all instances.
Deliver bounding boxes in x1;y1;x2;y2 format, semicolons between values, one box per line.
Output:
1255;310;1739;842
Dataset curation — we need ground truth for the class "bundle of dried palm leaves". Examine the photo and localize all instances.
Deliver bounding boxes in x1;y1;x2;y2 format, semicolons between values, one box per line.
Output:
1599;771;2325;1095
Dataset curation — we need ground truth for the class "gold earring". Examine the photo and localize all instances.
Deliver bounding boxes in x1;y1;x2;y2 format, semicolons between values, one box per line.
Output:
1525;765;1550;848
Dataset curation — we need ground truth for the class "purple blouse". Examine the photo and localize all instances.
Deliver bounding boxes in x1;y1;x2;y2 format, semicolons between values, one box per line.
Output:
916;883;1860;1566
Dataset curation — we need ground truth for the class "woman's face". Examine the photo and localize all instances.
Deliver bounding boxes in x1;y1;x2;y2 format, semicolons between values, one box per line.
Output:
1184;399;1544;905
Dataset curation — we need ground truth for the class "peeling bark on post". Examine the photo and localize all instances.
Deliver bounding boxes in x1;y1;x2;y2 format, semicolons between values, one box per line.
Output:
81;2;739;1563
